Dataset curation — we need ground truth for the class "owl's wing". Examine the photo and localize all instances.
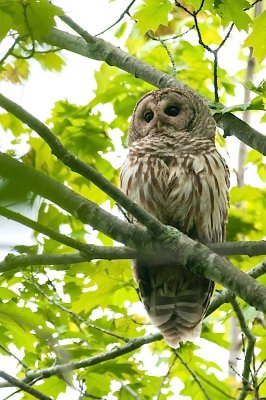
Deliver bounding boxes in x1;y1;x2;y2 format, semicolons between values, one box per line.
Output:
165;150;229;243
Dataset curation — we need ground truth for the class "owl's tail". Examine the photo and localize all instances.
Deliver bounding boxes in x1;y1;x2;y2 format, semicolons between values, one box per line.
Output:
134;260;214;348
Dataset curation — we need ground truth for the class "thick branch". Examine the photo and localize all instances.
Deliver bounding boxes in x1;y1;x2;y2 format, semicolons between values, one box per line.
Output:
209;240;266;256
0;151;151;250
43;27;266;155
45;28;181;90
1;152;266;314
206;259;266;316
214;112;266;156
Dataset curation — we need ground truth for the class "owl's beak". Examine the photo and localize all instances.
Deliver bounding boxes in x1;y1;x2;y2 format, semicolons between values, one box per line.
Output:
156;119;162;130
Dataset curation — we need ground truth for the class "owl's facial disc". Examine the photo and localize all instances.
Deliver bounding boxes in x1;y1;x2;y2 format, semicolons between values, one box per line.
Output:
127;88;216;146
143;105;180;124
139;95;190;135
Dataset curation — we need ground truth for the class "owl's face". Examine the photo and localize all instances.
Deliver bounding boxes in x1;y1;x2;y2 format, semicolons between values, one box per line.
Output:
128;88;216;146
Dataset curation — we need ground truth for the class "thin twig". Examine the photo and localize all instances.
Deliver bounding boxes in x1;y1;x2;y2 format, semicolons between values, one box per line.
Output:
196;0;206;15
175;1;234;102
156;354;177;400
0;344;28;370
228;294;256;400
32;279;130;343
196;370;235;399
95;0;137;36
120;382;142;400
156;37;176;75
59;15;95;43
23;332;163;383
20;2;36;59
175;350;211;400
147;25;195;42
206;258;266;316
0;36;21;65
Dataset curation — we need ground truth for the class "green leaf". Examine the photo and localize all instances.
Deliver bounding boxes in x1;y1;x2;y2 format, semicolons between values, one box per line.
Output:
214;0;251;31
115;21;127;39
0;287;17;300
1;59;30;84
244;11;266;63
132;0;173;35
245;80;266;97
0;9;13;40
26;0;64;41
34;52;65;72
0;0;63;40
0;112;28;136
0;302;50;351
220;98;265;113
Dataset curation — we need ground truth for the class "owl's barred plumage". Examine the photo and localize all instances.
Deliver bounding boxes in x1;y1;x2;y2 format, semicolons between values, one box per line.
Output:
120;88;229;348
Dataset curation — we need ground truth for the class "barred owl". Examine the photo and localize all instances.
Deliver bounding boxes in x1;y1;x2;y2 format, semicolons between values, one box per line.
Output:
120;87;229;348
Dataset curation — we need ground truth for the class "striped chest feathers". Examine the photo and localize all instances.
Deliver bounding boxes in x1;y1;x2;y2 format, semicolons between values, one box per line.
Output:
120;150;229;242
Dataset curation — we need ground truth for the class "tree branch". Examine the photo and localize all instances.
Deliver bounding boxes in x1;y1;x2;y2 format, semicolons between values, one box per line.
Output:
206;259;266;316
175;351;211;400
156;354;177;400
42;27;266;155
0;371;52;400
228;295;256;400
0;91;165;234
1;152;266;314
24;333;162;383
214;112;266;156
1;241;266;272
32;278;130;343
0;151;151;250
0;252;133;272
209;241;266;257
0;205;138;263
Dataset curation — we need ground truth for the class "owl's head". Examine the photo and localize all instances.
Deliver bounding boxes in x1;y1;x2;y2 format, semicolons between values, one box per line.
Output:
128;87;216;146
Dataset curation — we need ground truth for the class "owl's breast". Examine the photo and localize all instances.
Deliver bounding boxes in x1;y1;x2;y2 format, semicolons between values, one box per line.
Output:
120;153;170;221
120;149;229;242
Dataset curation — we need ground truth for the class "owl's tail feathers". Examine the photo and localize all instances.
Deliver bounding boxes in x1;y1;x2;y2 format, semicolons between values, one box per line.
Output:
134;260;214;348
148;296;203;348
154;315;202;349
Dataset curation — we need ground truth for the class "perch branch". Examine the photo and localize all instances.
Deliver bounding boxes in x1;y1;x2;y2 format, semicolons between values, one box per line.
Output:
1;152;266;314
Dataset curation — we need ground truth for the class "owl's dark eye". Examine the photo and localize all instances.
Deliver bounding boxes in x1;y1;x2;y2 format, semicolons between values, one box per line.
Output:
164;106;179;116
144;111;154;123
